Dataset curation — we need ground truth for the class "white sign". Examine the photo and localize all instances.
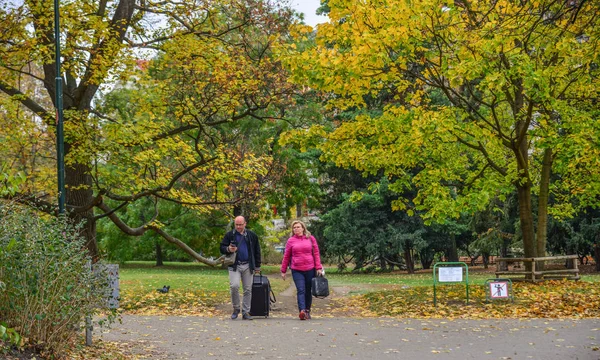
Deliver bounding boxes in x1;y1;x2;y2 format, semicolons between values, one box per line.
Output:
489;282;509;298
438;267;463;282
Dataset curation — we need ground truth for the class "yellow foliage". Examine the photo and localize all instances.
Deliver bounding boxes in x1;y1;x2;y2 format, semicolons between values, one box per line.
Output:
279;0;600;223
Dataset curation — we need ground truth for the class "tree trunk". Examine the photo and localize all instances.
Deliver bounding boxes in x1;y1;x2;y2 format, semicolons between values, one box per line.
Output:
156;242;164;266
499;238;510;271
536;148;552;271
379;256;387;271
595;244;600;272
447;234;459;262
419;248;434;269
517;182;536;260
513;124;536;274
403;246;415;274
65;145;99;261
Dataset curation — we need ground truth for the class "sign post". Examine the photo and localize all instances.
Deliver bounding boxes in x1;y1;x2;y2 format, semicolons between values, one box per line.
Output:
433;262;469;306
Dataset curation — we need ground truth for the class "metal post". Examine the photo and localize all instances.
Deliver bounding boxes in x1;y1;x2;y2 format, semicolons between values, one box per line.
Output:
86;261;93;346
54;0;65;214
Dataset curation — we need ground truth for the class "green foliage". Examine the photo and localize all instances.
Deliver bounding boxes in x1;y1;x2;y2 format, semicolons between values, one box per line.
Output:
547;207;600;258
320;179;414;271
0;320;22;353
0;164;25;197
0;204;117;356
1;278;22;352
97;199;226;263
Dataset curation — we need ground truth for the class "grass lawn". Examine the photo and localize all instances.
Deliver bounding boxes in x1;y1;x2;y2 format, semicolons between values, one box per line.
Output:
117;261;600;317
120;261;230;293
118;262;289;314
120;261;600;293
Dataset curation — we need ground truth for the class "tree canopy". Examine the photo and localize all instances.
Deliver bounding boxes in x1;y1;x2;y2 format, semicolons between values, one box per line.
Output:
0;0;299;263
280;0;600;261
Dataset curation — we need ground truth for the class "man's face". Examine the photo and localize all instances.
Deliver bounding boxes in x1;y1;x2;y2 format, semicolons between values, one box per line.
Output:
235;219;246;233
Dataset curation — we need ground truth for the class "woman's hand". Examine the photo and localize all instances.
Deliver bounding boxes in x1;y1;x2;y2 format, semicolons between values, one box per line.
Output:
281;272;286;281
316;269;324;276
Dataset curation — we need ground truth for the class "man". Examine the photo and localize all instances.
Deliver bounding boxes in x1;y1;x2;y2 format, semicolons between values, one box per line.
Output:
220;215;261;320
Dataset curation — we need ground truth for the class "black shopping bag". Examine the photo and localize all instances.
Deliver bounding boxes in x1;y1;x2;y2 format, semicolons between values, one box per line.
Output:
311;275;329;298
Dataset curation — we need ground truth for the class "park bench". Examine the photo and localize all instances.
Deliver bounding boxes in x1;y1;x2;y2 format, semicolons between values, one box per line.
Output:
495;255;580;282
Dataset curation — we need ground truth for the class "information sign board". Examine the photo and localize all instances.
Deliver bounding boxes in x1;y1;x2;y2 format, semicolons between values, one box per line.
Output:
438;267;463;282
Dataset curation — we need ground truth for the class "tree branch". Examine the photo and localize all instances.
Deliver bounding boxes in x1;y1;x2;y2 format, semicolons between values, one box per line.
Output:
96;201;223;266
0;80;51;122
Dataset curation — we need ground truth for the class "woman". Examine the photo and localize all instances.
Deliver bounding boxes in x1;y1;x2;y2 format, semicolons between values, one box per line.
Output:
280;220;323;320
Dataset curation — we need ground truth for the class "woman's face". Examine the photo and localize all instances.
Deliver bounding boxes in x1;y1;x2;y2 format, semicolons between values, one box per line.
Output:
292;223;304;236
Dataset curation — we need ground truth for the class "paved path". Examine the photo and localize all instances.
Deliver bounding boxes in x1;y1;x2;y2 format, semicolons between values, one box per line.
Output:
97;315;600;359
97;280;600;359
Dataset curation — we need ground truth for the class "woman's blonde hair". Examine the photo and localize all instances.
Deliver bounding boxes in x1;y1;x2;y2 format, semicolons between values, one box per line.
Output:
290;220;311;237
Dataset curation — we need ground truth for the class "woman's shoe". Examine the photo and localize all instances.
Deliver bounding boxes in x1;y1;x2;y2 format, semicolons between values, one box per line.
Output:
299;309;307;320
305;310;311;319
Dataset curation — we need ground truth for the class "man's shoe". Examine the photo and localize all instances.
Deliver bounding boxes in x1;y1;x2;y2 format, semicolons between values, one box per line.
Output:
242;313;253;320
231;309;240;320
299;310;306;320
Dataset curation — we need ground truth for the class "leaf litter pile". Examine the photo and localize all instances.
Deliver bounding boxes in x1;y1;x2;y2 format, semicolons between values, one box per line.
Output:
120;288;225;316
335;280;600;319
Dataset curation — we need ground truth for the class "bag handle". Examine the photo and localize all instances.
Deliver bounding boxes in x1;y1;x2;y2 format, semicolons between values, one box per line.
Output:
309;235;324;273
270;288;276;304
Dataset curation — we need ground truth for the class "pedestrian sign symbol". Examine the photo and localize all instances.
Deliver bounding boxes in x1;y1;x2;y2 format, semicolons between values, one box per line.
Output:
485;278;513;302
490;282;508;298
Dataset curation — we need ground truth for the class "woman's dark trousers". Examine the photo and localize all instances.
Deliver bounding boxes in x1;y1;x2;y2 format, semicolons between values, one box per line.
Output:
292;268;316;311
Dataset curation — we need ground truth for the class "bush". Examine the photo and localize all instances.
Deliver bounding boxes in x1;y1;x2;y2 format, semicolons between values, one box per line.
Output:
262;246;284;265
0;204;117;357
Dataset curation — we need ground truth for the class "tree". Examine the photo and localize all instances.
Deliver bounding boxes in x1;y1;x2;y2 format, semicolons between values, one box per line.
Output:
321;178;432;273
281;0;600;268
0;0;298;263
547;206;600;267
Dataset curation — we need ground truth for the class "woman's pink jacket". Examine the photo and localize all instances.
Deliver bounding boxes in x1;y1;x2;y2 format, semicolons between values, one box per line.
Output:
280;234;323;273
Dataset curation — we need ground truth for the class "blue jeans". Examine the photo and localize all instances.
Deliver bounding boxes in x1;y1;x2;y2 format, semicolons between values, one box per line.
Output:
292;269;315;311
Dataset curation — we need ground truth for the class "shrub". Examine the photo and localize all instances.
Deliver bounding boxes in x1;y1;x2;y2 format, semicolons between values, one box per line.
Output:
0;204;117;357
262;247;283;265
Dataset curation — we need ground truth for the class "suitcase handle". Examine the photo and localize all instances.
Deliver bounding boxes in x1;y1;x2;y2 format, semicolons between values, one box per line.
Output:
253;273;264;285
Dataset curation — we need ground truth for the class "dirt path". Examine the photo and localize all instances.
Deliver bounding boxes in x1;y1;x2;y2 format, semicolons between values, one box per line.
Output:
214;274;356;319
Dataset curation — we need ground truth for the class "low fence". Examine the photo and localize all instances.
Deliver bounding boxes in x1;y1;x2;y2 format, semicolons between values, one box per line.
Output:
495;255;580;282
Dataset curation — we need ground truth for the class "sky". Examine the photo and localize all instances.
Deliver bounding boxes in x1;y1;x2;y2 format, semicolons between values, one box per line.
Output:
288;0;329;27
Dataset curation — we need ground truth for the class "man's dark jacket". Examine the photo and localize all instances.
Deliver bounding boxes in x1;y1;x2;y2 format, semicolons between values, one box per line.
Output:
220;229;261;271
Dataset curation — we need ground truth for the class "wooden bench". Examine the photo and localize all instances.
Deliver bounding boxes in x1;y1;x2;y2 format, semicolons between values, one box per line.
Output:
495;255;580;282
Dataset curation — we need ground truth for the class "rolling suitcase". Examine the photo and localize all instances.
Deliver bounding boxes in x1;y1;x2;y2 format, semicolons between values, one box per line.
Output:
250;274;276;317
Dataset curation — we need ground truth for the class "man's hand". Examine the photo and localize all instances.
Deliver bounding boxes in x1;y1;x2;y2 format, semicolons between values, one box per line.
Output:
228;244;237;253
254;268;261;274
